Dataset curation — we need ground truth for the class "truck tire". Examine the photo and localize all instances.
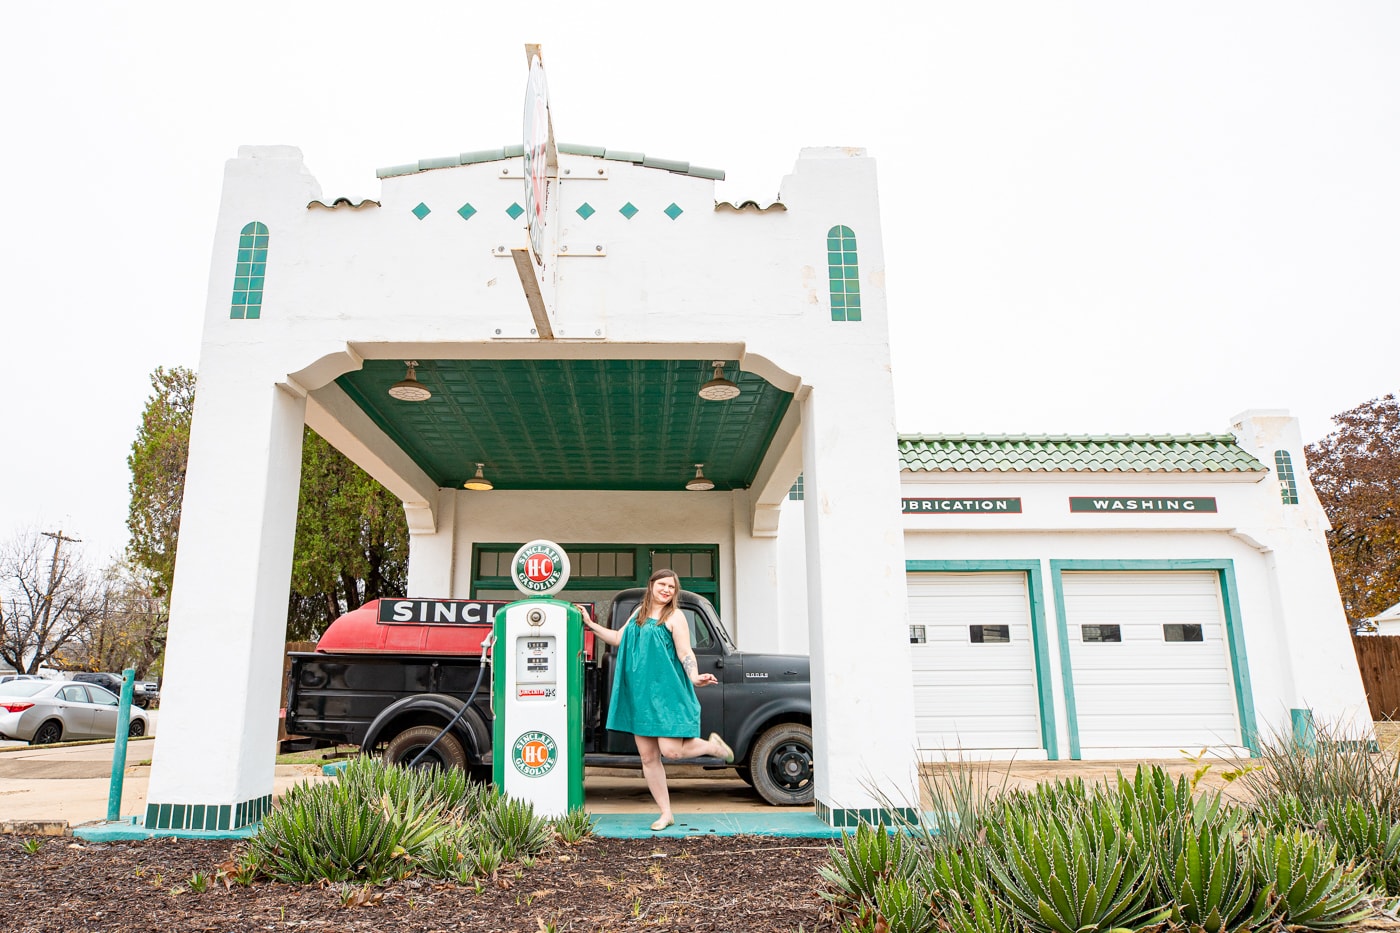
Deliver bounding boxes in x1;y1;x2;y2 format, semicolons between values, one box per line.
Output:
749;723;814;806
383;725;467;770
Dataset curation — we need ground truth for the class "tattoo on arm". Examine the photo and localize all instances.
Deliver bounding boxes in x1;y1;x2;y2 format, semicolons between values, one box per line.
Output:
682;655;697;676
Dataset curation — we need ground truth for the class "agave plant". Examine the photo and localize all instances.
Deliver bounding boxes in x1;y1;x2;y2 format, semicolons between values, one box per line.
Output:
1251;827;1371;931
248;774;438;883
923;847;1018;933
1156;818;1271;933
478;795;553;862
985;794;1166;933
1236;721;1400;819
551;806;594;845
819;823;921;910
1118;764;1232;841
873;874;937;933
1318;798;1400;896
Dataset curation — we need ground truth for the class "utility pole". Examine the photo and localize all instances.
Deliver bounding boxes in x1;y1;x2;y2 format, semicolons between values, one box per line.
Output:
40;530;81;599
34;530;81;672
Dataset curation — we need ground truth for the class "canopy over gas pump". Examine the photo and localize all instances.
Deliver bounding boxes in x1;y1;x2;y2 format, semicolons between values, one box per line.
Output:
491;540;585;817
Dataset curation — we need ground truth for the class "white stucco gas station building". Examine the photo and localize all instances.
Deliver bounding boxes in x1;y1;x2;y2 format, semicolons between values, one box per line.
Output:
144;55;1372;833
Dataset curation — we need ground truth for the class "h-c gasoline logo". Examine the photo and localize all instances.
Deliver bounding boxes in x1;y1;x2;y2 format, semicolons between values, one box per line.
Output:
512;731;558;777
511;539;570;596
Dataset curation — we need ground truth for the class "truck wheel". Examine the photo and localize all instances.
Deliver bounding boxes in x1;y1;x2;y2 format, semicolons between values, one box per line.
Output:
749;723;814;806
383;725;467;770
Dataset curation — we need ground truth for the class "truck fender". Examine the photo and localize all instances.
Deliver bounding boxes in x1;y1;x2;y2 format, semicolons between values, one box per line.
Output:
732;696;812;762
362;694;491;764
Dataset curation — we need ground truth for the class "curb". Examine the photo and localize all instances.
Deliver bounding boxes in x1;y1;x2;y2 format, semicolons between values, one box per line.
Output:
1;820;71;837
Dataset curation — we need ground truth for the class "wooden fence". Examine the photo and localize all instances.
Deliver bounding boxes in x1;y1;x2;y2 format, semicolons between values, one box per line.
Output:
1352;635;1400;722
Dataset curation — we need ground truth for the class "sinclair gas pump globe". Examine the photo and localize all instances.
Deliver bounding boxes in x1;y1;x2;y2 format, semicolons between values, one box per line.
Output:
492;540;584;816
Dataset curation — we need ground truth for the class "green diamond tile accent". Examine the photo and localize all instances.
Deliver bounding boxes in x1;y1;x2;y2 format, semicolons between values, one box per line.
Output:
664;202;683;220
336;359;792;492
457;203;477;220
576;202;596;220
411;202;431;220
619;202;638;219
897;435;1269;474
506;202;524;220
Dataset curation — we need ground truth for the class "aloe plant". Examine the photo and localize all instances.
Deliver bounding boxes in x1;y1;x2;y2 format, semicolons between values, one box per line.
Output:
1251;827;1371;931
1156;819;1271;933
985;794;1166;933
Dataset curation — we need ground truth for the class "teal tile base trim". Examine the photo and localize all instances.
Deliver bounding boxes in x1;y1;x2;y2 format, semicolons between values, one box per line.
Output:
591;811;843;838
1291;708;1317;752
144;793;271;831
75;817;259;842
814;799;920;828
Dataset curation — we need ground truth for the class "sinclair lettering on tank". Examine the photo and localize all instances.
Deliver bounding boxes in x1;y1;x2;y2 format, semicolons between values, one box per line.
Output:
902;497;1022;513
1069;497;1218;513
378;599;503;625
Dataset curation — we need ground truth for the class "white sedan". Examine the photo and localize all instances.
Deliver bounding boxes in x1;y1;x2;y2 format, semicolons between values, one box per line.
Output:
0;680;150;745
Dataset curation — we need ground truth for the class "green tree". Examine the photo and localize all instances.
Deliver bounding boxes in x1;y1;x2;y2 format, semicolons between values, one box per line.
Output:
124;368;409;644
288;428;409;639
1306;394;1400;627
126;366;196;602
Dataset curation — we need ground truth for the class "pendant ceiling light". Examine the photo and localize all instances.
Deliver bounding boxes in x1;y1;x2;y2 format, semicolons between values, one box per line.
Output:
463;463;494;491
387;361;432;401
685;463;716;491
697;361;741;401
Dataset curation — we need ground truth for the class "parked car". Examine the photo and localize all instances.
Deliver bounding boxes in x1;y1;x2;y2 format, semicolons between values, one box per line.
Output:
70;671;160;709
0;674;44;685
0;680;150;744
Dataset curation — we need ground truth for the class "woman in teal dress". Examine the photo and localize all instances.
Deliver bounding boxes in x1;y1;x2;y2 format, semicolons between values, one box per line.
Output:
581;568;733;830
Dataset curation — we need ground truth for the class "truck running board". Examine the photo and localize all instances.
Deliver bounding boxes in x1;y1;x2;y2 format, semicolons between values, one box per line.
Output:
583;754;730;768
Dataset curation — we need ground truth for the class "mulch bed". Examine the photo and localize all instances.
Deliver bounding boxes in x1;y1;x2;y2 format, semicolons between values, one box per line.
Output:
0;834;837;932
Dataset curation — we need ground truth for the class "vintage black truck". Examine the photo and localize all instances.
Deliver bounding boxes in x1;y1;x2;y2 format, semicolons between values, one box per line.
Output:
284;589;815;805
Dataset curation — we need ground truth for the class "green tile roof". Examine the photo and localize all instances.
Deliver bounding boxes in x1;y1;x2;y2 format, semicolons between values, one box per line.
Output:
377;143;724;181
898;434;1267;474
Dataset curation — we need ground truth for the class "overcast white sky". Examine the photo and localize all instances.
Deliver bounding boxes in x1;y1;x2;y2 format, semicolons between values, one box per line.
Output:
3;2;1398;566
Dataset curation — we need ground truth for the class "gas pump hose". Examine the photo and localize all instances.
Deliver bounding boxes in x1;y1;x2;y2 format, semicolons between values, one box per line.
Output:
408;633;494;769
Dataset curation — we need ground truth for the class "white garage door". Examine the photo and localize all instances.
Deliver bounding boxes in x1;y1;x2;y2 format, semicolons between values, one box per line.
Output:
1061;571;1241;754
907;572;1045;756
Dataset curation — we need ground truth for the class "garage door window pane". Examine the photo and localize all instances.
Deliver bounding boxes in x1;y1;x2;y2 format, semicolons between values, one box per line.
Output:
1081;624;1122;643
1163;623;1204;642
909;625;926;644
969;624;1011;643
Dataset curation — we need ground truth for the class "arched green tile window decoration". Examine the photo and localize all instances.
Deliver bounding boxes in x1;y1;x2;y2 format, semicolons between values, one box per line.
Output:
827;225;861;322
230;222;269;320
788;474;805;501
1274;450;1299;504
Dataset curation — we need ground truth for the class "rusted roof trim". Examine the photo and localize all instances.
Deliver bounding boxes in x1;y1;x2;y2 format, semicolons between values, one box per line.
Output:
377;142;724;181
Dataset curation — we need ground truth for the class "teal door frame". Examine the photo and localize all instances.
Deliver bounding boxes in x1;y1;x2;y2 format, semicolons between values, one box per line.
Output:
1048;559;1259;760
905;560;1060;761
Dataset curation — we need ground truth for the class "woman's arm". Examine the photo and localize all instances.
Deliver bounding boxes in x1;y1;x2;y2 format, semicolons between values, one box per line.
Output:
668;611;717;687
578;604;623;647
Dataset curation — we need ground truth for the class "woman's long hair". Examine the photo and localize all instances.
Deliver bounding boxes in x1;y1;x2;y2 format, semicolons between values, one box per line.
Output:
634;568;681;626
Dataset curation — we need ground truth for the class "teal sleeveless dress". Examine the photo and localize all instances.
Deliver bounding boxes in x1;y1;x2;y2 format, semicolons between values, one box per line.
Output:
606;617;701;738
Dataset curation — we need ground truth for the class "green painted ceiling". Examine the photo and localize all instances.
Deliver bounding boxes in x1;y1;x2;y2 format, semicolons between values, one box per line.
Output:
336;359;793;491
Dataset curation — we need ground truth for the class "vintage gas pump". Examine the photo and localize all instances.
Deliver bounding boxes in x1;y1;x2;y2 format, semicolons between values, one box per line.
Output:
491;539;585;817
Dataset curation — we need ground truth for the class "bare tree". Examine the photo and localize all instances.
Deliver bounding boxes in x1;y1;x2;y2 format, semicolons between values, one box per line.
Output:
75;561;168;678
0;529;101;673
